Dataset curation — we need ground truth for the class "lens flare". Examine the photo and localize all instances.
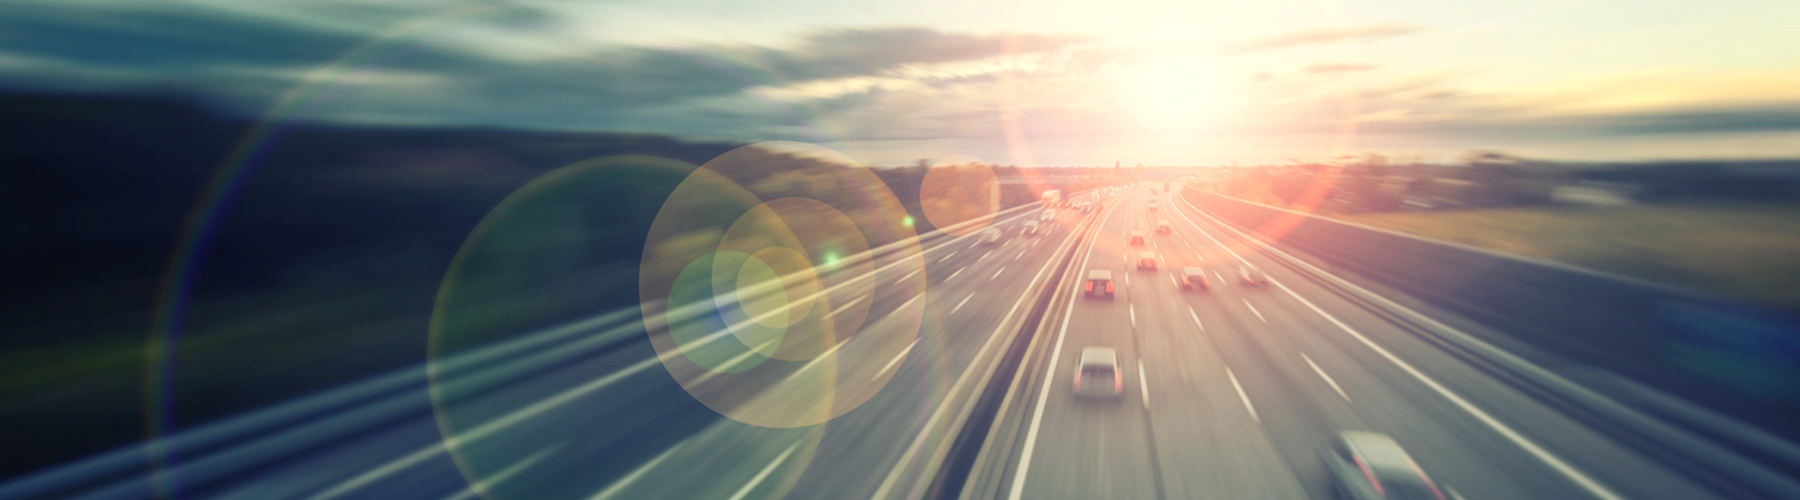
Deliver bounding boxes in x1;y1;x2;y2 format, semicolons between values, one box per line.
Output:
919;155;1000;235
639;141;924;429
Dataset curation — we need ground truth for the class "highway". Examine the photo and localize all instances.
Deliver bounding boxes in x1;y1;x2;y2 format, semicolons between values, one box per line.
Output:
0;195;1094;500
988;185;1731;500
0;186;1765;500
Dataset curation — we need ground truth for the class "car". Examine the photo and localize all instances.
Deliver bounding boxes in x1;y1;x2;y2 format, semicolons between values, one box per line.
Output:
1137;251;1158;270
1039;210;1057;221
978;228;1003;245
1238;266;1269;287
1080;202;1095;214
1072;347;1123;400
1324;432;1448;500
1147;200;1158;211
1179;267;1209;290
1084;269;1114;299
1128;230;1147;246
1022;220;1041;235
1155;220;1172;234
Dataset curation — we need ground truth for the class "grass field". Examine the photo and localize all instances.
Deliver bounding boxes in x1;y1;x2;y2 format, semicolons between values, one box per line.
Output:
1336;203;1800;309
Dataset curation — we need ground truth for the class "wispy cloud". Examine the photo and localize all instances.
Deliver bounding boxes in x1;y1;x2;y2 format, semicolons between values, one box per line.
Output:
1303;63;1380;74
1223;25;1421;54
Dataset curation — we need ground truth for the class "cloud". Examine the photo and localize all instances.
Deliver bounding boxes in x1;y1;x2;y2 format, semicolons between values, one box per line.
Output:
1303;63;1380;75
0;0;1087;139
760;28;1087;82
1223;25;1421;54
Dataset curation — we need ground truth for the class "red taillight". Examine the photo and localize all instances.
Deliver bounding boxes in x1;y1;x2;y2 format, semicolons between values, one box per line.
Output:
1406;456;1446;500
1105;282;1114;293
1355;455;1383;496
1085;282;1094;292
1113;370;1122;392
1073;370;1082;390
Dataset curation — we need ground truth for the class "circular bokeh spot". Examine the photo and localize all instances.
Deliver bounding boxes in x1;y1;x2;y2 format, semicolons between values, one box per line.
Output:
671;250;779;372
639;141;924;429
919;155;1000;235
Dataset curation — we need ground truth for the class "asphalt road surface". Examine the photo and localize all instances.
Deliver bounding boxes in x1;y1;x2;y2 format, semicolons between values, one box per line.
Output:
0;187;1756;500
998;186;1727;500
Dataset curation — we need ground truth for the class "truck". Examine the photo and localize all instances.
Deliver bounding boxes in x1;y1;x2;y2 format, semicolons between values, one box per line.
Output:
1040;189;1062;208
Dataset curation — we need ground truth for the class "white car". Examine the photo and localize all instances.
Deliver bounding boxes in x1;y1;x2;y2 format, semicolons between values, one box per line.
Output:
1039;210;1057;221
1137;251;1159;270
978;228;1003;245
1021;220;1041;235
1324;432;1448;500
1072;347;1122;400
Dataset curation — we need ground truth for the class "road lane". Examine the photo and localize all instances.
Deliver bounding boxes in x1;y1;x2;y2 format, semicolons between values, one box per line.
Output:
1166;188;1724;499
1001;185;1731;500
11;196;1102;500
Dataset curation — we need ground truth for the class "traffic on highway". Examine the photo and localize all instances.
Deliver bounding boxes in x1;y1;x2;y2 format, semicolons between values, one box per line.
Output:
8;183;1794;500
9;1;1800;499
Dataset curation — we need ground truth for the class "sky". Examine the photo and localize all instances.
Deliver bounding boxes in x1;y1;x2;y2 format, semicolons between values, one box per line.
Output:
5;0;1800;166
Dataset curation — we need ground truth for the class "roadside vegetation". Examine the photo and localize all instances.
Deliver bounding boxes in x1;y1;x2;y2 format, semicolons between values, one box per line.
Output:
1338;204;1800;308
1211;151;1800;308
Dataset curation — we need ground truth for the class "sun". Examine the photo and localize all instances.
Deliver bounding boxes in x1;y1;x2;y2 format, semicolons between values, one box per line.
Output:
1113;57;1235;133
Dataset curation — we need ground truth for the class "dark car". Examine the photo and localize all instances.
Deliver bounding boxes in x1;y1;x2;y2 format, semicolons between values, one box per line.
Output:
1324;432;1447;500
1084;270;1114;299
1180;267;1209;291
1238;266;1269;287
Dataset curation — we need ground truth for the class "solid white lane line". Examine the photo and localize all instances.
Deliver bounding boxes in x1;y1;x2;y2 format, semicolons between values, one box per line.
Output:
877;340;919;377
1226;366;1259;422
1302;353;1352;402
1138;363;1151;409
1243;299;1266;323
1008;198;1117;500
441;445;559;500
895;268;920;285
1187;306;1205;332
1275;280;1625;500
586;442;685;500
1129;304;1137;327
947;267;965;281
826;294;868;317
950;295;974;315
725;442;801;500
877;209;1090;500
937;250;959;263
1175;196;1625;500
892;292;924;313
990;266;1008;281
